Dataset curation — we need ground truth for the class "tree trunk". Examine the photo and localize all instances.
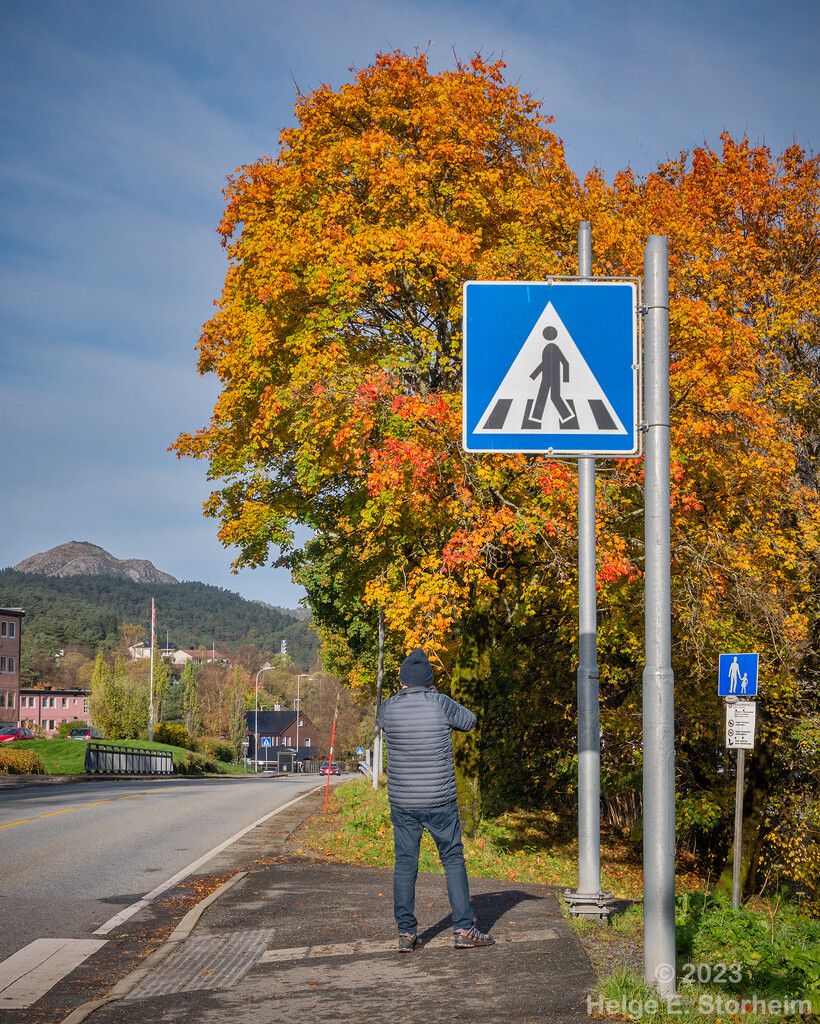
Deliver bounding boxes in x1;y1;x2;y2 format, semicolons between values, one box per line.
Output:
716;746;772;900
450;610;490;837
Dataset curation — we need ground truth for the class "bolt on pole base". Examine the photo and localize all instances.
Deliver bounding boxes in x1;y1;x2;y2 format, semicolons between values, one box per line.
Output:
563;888;615;923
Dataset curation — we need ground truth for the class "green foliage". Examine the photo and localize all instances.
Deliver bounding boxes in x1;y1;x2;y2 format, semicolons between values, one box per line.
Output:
676;890;820;1006
588;891;820;1021
160;679;186;724
151;722;192;749
0;568;316;666
173;749;218;775
181;660;201;738
197;736;235;763
0;746;46;774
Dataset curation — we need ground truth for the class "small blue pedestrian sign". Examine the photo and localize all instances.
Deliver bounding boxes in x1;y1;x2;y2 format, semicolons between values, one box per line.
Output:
462;280;640;456
261;736;272;747
356;747;364;757
718;653;758;697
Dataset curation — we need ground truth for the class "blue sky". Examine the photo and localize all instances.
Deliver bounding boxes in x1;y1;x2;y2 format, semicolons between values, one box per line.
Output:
1;0;817;609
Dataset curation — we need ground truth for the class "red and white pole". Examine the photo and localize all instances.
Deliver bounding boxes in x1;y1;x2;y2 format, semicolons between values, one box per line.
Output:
323;716;337;813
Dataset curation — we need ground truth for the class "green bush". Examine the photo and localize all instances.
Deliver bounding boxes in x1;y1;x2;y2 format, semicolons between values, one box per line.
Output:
152;722;192;749
197;736;235;763
173;750;218;775
0;747;46;774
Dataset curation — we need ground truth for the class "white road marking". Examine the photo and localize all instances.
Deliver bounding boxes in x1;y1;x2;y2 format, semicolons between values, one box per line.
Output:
0;938;107;1009
93;784;323;935
260;928;558;963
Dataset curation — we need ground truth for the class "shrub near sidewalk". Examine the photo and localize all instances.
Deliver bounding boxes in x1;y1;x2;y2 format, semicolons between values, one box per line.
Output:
0;746;46;774
576;892;819;1022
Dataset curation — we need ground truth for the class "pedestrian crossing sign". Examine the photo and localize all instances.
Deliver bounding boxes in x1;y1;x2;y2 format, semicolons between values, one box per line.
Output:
462;280;640;456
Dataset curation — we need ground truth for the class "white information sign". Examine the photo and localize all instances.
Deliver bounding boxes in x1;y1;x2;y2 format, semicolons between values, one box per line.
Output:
725;701;756;749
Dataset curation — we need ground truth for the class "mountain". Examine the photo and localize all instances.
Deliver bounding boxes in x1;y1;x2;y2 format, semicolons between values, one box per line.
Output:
13;541;179;585
0;568;318;670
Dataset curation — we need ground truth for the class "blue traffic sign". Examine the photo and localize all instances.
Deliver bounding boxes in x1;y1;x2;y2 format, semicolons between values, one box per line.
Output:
356;747;364;756
718;653;758;697
261;736;272;747
462;280;640;456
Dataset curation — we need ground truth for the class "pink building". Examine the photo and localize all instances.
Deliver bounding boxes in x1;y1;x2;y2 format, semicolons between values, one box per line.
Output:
19;686;91;736
1;607;24;725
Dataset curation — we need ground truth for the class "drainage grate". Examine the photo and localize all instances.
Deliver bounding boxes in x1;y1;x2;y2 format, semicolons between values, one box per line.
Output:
126;928;275;999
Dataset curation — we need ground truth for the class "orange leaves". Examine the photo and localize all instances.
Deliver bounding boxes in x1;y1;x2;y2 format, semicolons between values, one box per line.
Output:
171;47;819;778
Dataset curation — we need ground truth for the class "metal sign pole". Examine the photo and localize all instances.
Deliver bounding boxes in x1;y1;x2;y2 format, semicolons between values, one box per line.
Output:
642;235;677;997
732;747;746;909
566;222;610;922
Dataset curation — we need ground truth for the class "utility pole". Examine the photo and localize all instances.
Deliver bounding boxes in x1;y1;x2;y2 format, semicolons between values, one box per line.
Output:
254;665;273;774
642;235;676;998
296;674;314;772
565;222;612;923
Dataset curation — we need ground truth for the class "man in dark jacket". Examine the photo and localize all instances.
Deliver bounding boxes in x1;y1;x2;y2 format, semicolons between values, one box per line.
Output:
376;648;494;951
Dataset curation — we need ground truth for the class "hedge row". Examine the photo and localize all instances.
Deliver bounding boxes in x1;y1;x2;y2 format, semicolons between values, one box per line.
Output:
0;747;46;774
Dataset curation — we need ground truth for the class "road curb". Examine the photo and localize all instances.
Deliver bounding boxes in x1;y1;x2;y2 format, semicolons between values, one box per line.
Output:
59;870;250;1024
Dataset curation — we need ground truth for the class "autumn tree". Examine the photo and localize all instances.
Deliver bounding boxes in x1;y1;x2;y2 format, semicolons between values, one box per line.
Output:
174;50;584;821
181;660;201;738
175;52;818;874
89;654;150;740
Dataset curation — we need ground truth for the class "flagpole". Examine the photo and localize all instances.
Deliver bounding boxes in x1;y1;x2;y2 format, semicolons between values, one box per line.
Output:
149;598;155;742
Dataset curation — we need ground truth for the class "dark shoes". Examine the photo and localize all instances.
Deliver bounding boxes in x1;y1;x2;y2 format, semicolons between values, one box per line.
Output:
398;933;421;952
454;925;495;948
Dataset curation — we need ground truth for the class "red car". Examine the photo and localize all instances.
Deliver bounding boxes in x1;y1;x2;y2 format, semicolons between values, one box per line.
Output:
0;726;35;742
320;761;340;775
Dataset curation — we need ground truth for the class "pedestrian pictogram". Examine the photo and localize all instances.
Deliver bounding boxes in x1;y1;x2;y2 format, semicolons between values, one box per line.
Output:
718;653;759;697
476;302;627;437
463;280;639;456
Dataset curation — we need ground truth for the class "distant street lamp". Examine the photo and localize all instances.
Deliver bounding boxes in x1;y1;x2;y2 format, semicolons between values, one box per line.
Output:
255;666;274;774
295;674;315;770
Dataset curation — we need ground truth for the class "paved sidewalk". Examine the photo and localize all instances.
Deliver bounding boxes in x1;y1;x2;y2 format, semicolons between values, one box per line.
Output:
2;780;598;1023
76;797;596;1024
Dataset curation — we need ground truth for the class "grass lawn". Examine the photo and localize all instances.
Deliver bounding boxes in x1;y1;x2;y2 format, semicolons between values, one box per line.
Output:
3;738;246;775
302;776;706;899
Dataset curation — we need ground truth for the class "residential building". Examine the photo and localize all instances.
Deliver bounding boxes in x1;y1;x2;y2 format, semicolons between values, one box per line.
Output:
245;708;321;767
19;686;92;736
172;648;229;668
0;607;24;725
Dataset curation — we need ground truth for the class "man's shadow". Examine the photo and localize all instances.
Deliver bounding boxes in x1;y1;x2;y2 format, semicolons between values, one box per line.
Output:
419;890;541;941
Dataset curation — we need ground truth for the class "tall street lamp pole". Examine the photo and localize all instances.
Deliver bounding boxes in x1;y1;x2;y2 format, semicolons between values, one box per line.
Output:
296;674;314;771
255;666;274;774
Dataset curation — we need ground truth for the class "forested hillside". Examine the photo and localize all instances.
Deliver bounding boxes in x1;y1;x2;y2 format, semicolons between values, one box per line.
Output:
0;568;318;670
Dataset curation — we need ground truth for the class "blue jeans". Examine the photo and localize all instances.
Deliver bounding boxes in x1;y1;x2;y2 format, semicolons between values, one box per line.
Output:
390;801;474;934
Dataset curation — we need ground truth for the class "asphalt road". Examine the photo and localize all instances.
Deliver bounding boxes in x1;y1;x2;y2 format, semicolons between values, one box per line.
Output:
0;775;321;963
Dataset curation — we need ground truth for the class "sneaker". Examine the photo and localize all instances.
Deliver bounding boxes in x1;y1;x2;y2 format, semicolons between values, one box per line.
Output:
398;933;421;952
454;925;495;948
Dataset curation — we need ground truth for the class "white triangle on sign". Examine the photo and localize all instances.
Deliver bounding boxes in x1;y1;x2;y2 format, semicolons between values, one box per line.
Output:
476;301;626;435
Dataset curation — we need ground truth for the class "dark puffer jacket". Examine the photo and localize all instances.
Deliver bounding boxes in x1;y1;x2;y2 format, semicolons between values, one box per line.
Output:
376;687;476;809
